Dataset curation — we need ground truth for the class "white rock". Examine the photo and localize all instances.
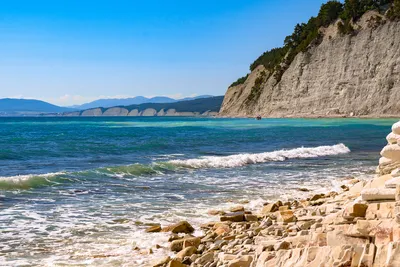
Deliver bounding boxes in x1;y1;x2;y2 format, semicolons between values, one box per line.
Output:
381;145;400;161
379;157;393;165
391;168;400;177
387;132;400;144
385;178;400;188
392;121;400;135
361;188;396;201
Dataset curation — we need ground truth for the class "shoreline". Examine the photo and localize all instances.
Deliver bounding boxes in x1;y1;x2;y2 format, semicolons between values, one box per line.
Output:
145;121;400;267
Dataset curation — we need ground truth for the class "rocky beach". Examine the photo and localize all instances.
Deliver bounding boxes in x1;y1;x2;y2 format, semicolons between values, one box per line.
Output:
146;120;400;267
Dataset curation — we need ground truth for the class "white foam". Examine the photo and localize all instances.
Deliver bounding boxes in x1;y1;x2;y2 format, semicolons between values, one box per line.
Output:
169;144;350;169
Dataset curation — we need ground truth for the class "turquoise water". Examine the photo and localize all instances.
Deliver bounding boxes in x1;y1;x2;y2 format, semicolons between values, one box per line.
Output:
0;117;396;266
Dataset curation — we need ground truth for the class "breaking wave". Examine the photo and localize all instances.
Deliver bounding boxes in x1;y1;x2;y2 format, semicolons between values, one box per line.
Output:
0;144;350;190
168;144;350;168
0;172;65;190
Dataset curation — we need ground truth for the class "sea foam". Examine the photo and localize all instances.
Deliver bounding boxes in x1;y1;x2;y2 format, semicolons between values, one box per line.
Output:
168;143;350;168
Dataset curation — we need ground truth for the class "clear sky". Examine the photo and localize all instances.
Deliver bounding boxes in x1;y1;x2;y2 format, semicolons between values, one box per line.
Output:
0;0;328;106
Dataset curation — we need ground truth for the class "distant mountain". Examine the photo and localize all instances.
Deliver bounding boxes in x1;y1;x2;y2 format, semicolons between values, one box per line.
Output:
0;98;75;115
63;96;224;117
179;95;214;101
70;95;215;110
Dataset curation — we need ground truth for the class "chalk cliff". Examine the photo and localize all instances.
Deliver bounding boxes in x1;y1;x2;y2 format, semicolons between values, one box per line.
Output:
219;12;400;117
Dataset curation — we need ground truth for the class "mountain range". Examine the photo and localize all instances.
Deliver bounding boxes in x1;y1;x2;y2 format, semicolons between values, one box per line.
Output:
0;95;217;115
0;98;75;115
68;95;213;110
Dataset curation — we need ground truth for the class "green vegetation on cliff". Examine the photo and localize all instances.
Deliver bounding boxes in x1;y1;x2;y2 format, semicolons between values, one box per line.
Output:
231;0;399;88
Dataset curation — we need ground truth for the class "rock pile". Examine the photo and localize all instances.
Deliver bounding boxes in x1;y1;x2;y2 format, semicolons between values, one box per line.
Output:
147;121;400;267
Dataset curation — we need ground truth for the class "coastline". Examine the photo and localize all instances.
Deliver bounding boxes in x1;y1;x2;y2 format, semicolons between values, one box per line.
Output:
145;121;400;267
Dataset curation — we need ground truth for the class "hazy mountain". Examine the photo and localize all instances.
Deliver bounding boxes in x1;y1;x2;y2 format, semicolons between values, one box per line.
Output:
70;95;214;110
0;98;75;115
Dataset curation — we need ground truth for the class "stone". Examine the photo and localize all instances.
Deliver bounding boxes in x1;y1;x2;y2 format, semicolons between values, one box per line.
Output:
261;203;279;215
176;246;197;260
386;177;400;189
214;224;231;235
348;181;365;196
276;210;296;223
393;122;400;135
220;211;245;222
162;221;195;234
361;188;396;201
344;203;368;218
310;194;325;201
195;252;214;265
167;259;187;267
244;214;258;222
387;132;400;144
153;256;171;267
273;241;291;251
227;255;253;267
170;237;201;252
381;145;400;161
146;224;162;233
229;206;245;212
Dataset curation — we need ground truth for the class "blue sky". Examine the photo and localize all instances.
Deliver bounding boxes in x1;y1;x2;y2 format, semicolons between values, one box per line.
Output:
0;0;328;106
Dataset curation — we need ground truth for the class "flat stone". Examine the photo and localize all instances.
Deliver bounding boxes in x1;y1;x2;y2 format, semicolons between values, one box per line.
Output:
195;251;214;265
361;188;396;201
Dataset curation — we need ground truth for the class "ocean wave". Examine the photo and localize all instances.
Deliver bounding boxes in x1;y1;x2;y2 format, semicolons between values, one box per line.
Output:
168;144;350;168
0;172;65;190
0;144;350;190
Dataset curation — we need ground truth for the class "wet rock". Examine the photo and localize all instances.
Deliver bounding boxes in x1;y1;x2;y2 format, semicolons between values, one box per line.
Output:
146;224;162;233
310;194;325;201
170;237;201;252
229;206;245;212
162;221;195;234
220;211;245;222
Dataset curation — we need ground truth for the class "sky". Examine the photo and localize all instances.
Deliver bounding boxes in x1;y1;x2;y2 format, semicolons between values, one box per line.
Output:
0;0;328;106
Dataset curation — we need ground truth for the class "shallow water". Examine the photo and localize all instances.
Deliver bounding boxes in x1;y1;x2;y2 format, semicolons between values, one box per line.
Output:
0;117;396;266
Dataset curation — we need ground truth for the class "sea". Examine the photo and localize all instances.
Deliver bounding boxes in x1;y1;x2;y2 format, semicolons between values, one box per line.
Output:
0;117;396;266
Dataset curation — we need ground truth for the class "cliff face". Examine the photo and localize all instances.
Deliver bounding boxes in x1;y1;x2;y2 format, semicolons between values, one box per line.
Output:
220;13;400;117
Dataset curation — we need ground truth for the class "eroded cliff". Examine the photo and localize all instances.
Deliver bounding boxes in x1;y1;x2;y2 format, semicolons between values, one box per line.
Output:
220;12;400;117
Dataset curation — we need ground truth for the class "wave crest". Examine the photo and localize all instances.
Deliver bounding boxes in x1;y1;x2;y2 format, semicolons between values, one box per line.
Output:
0;172;64;190
168;144;350;168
